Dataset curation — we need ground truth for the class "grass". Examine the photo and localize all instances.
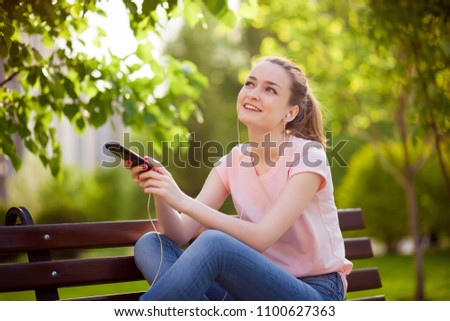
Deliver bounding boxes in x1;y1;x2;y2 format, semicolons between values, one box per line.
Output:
345;248;450;301
1;249;449;301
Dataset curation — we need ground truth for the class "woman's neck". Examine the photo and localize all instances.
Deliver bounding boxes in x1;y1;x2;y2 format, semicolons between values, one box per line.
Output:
247;129;289;168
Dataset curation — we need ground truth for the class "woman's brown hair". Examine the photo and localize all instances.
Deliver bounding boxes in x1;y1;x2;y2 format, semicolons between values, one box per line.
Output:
258;57;326;148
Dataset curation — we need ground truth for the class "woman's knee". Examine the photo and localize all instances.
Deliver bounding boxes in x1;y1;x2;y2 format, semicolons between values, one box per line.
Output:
197;229;230;242
194;230;237;252
134;232;162;261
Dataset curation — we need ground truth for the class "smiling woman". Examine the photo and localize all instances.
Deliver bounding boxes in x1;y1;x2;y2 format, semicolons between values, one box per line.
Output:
127;56;352;301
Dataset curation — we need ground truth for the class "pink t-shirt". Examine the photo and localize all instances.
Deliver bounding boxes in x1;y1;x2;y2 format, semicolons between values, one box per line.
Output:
214;135;352;288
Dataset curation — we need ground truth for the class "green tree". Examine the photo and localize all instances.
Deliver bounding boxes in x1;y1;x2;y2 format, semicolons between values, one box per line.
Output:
356;0;449;300
337;143;450;253
336;144;409;252
0;0;255;176
367;0;450;196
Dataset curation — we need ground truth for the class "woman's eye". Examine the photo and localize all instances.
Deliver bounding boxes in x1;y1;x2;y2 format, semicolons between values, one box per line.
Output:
245;81;254;87
266;87;277;94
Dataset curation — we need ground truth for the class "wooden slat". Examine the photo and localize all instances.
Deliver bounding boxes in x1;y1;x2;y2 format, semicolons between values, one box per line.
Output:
346;268;382;292
337;209;365;231
0;220;158;253
0;256;144;292
344;237;374;260
0;209;363;253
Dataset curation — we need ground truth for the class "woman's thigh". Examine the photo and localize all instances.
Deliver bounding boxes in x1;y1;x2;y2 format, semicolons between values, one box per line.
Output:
185;230;330;301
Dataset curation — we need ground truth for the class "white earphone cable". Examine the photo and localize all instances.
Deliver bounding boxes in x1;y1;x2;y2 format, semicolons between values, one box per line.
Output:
147;193;163;289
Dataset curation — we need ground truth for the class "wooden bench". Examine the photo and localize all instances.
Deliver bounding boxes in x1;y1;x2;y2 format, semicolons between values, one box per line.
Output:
0;206;384;300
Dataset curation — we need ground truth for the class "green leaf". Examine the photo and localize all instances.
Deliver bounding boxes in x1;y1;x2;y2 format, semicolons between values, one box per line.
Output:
49;156;60;177
96;26;107;38
48;81;66;99
92;38;101;48
0;38;9;58
178;100;194;122
0;135;22;171
75;19;89;34
239;0;258;19
205;0;228;16
31;48;43;62
123;0;139;15
122;99;138;125
9;152;22;171
26;67;38;86
89;104;108;127
0;19;14;57
39;153;49;167
75;116;86;132
184;2;203;28
24;138;38;153
166;0;178;12
142;0;159;14
38;95;50;109
35;123;49;147
136;42;153;62
18;125;31;139
219;9;237;28
143;107;157;123
39;69;49;89
42;33;55;47
63;76;77;99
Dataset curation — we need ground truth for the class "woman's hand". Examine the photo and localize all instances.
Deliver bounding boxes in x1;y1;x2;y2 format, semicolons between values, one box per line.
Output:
130;160;192;213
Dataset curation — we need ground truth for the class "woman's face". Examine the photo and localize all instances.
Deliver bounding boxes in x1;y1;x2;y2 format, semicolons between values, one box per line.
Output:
237;61;295;133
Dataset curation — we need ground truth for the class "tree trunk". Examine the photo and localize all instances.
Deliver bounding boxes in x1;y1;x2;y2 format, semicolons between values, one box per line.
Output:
404;169;424;300
396;61;425;300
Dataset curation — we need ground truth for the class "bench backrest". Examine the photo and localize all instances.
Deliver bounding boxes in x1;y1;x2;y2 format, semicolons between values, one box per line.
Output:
337;209;384;300
0;207;384;300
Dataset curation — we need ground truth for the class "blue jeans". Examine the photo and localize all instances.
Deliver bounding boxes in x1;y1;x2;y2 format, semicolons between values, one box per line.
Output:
134;230;344;301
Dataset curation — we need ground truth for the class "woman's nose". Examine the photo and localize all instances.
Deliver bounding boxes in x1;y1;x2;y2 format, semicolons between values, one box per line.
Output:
246;86;261;99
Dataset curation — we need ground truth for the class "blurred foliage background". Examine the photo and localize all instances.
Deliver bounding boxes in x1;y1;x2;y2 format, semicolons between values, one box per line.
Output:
1;0;449;300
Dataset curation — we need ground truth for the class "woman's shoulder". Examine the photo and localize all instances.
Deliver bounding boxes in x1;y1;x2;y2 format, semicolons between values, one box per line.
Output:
289;135;322;147
288;136;325;155
286;136;328;167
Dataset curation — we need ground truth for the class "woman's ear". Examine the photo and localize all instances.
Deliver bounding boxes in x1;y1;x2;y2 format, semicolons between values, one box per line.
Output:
286;105;299;121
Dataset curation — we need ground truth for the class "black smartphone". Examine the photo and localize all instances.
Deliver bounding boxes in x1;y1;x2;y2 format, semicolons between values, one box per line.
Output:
104;142;152;171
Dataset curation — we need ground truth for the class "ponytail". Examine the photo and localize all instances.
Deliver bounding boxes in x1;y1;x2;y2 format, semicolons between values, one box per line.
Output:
287;90;326;148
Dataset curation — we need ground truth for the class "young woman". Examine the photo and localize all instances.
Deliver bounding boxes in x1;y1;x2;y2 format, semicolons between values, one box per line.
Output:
130;56;352;300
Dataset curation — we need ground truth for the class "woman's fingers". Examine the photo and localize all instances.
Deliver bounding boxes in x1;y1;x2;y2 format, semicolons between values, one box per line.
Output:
129;162;152;180
125;155;170;196
130;166;142;181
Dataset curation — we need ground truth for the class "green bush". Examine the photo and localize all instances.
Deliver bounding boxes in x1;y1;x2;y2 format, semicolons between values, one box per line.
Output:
336;143;449;252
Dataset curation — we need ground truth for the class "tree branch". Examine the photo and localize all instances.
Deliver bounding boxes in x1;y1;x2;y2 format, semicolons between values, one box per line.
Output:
0;70;20;87
411;132;435;174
